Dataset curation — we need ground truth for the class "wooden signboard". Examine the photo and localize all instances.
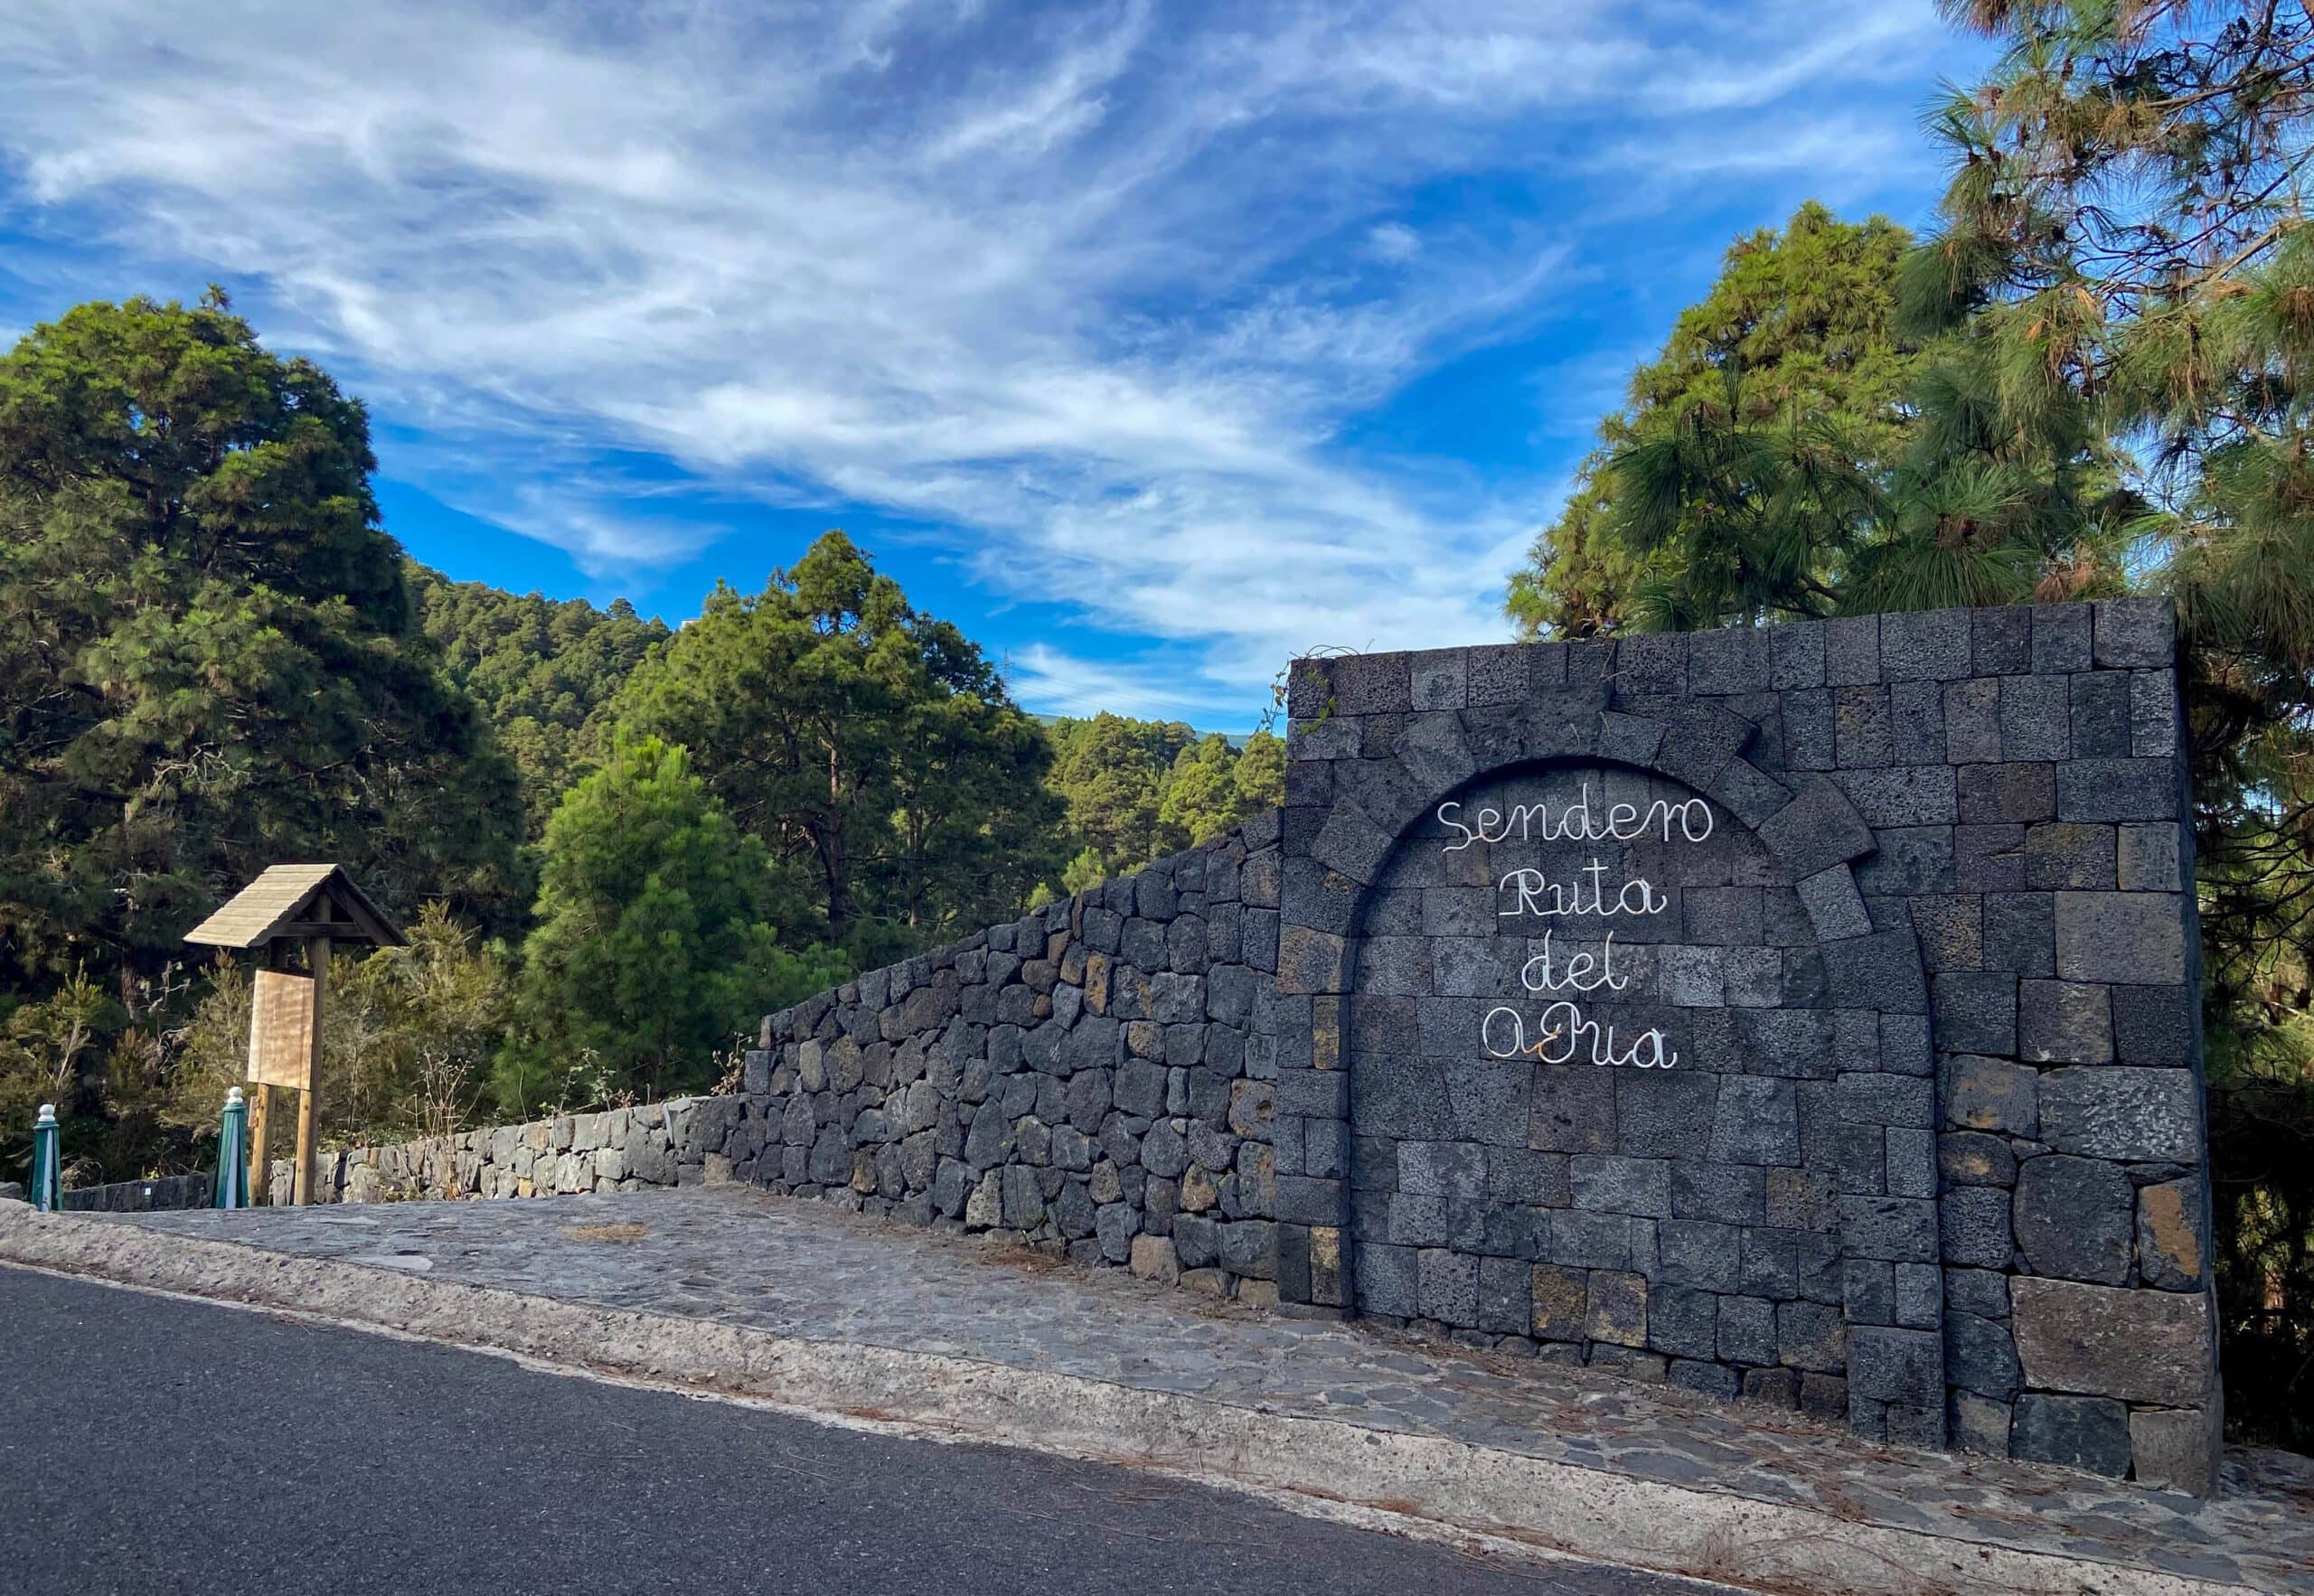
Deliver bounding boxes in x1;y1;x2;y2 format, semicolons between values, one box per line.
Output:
247;970;316;1091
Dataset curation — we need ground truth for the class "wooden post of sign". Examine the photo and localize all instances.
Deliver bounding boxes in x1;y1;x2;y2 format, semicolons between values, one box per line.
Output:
292;935;328;1206
247;1083;274;1206
248;943;280;1206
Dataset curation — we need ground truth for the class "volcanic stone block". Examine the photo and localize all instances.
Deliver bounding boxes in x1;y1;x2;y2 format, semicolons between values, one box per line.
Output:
1417;1247;1479;1324
2011;1278;2215;1406
1718;1295;1778;1366
1944;1310;2019;1400
2032;603;2093;672
1880;608;1974;681
1824;928;1929;1014
1981;893;2055;977
1843;1259;1894;1324
1399;1139;1486;1197
1961;762;2056;823
1656;1218;1743;1291
1825;615;1878;684
1408;648;1469;710
2069;671;2132;758
1838;1072;1935;1131
1974;606;2033;674
2116;823;2182;892
1797;866;1872;942
1755;776;1877;879
1834;685;1892;767
1842;1196;1940;1263
1531;1066;1619;1154
1944;1268;2009;1320
1356;1242;1418;1317
1586;1270;1649;1347
1933;972;2017;1056
1910;896;1983;971
2025;823;2115;890
1672;1161;1765;1224
1777;1300;1848;1373
2015;1155;2133;1285
1831;766;1958;827
1475;1253;1531;1332
1783;690;1834;769
1773;620;1827;689
1944;678;2003;765
1531;1263;1589;1342
2056;758;2174;823
1952;1393;2013;1457
1855;827;1957;896
2112;983;2194;1066
2001;675;2072;761
2038;1066;2201;1162
2012;1394;2131;1478
2018;980;2112;1064
2131;1406;2219;1496
1690;625;1770;694
1612;1068;1719;1158
1570;1154;1673;1217
2132;669;2181;757
1547;1210;1634;1271
2055;892;2187;985
1709;1077;1803;1165
1939;1185;2013;1270
2093;596;2173;668
2137;1178;2208;1291
1938;1131;2016;1188
1650;1282;1720;1358
1850;1326;1942;1407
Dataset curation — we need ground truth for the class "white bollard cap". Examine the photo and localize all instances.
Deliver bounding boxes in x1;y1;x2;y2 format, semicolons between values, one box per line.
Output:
227;1086;245;1104
34;1103;56;1125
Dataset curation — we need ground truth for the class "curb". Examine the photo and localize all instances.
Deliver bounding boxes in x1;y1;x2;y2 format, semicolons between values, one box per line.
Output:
0;1203;2250;1596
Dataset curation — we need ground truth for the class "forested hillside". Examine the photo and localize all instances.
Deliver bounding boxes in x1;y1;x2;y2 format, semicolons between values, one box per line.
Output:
409;569;671;832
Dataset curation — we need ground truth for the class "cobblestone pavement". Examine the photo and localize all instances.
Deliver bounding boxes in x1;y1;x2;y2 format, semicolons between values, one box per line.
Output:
115;1188;2314;1591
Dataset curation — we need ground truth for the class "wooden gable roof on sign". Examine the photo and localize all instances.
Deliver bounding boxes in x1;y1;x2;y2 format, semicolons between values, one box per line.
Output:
183;864;406;951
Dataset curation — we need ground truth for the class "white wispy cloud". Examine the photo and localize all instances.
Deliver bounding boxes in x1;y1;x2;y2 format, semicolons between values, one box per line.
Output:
0;0;1968;719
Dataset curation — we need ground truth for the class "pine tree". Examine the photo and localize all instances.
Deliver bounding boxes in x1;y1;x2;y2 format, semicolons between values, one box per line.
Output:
505;736;844;1108
1507;204;1922;635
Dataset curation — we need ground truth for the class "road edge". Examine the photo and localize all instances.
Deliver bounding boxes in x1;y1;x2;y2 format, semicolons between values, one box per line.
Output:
0;1203;2249;1596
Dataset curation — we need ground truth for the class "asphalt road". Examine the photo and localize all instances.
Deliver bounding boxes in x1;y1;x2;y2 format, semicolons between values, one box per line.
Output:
0;1265;1717;1596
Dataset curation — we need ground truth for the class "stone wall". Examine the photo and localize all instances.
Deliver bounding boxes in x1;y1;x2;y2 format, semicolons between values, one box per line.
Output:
1269;598;2219;1492
309;816;1288;1301
61;1172;214;1213
748;813;1284;1298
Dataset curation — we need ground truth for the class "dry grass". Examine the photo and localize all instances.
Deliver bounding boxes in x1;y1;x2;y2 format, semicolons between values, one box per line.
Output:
979;1242;1070;1275
561;1223;649;1243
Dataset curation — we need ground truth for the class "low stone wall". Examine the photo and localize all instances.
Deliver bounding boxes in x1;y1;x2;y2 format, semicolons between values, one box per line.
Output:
302;816;1288;1301
60;1172;213;1213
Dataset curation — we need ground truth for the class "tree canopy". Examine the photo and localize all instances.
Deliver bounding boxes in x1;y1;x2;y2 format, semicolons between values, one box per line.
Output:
1507;203;1923;636
612;531;1062;965
504;736;846;1109
0;290;523;994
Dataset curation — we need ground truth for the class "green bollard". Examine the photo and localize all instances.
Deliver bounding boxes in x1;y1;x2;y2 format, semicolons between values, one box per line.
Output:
215;1086;249;1210
30;1103;60;1213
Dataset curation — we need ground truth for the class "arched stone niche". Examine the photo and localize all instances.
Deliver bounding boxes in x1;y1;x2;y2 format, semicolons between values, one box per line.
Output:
1272;667;1948;1447
1342;756;1856;1403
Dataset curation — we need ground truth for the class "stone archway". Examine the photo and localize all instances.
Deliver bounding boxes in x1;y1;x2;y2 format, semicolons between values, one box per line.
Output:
1271;654;1943;1444
1341;755;1849;1399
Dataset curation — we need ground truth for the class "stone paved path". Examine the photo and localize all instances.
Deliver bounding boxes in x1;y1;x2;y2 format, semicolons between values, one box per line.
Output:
107;1188;2314;1592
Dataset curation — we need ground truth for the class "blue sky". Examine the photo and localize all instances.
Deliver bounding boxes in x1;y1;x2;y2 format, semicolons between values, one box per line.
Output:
0;1;1986;731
